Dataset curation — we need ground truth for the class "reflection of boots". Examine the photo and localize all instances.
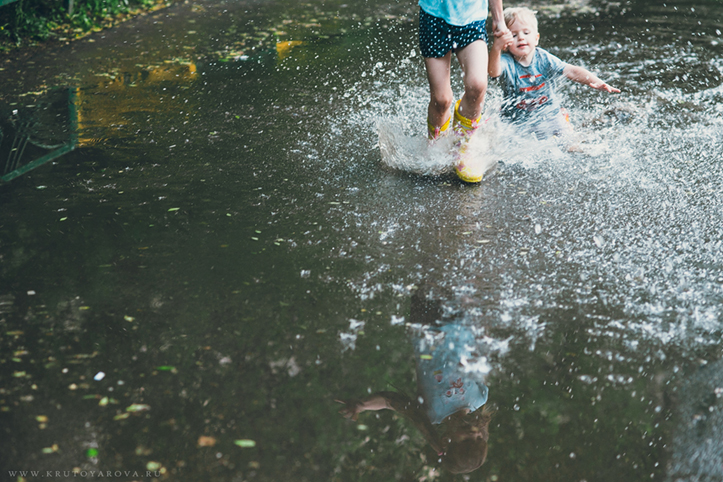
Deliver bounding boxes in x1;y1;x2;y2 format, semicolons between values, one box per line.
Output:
453;100;483;183
427;114;451;146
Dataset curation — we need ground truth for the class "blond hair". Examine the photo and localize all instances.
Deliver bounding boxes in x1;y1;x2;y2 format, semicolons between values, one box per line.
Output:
503;7;538;31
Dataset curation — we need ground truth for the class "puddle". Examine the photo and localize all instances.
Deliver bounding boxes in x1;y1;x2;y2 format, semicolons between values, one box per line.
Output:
1;0;723;480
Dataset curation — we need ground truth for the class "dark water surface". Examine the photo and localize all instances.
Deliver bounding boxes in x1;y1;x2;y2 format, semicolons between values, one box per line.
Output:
1;0;723;480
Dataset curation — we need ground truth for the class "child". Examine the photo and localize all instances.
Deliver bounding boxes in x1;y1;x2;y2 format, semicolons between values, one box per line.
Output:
336;321;493;474
419;0;509;183
488;7;620;141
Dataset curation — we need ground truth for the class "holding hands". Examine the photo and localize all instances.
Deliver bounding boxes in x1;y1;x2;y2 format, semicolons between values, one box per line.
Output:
492;19;511;42
492;30;514;53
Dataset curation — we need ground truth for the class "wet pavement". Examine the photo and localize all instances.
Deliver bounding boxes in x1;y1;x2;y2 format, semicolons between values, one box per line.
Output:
1;0;723;480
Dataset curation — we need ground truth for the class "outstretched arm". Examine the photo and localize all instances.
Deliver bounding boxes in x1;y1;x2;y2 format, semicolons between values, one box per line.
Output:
335;394;391;421
336;391;443;453
563;65;621;93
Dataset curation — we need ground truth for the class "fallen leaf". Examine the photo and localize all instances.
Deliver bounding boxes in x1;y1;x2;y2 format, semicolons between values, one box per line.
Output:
126;404;151;412
234;439;256;448
197;436;216;447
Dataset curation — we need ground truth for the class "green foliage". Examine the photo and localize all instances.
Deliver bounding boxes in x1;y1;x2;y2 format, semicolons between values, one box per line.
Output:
0;0;164;46
0;0;55;43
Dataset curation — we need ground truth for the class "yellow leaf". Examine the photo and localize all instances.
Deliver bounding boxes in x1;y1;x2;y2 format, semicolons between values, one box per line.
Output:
197;436;216;447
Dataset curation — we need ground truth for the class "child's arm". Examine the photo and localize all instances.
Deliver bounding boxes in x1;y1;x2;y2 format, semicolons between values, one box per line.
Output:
335;394;392;421
336;391;443;453
563;65;621;93
489;0;509;39
488;31;513;78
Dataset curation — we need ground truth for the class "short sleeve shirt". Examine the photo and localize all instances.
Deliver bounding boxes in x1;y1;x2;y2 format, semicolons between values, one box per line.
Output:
418;0;489;26
495;48;567;123
415;323;488;424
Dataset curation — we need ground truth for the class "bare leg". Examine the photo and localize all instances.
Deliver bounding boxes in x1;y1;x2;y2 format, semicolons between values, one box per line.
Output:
452;40;490;183
424;53;454;129
455;40;489;120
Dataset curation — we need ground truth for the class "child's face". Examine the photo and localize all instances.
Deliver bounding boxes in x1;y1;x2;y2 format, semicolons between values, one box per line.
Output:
506;17;540;60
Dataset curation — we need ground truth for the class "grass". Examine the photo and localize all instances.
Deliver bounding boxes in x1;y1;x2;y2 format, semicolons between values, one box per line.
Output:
0;0;173;51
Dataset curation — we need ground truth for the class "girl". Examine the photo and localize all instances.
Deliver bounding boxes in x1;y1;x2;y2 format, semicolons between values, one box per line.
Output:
419;0;509;183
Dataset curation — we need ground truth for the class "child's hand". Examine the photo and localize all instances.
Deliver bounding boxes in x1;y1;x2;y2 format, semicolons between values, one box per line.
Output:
494;31;513;51
564;66;621;93
335;399;364;421
590;80;621;93
492;21;510;40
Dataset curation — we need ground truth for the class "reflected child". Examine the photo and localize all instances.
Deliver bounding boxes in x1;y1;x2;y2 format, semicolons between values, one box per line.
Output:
336;323;492;474
488;7;620;142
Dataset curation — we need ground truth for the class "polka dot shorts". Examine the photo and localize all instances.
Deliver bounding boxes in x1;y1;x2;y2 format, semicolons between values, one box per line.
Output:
419;8;489;58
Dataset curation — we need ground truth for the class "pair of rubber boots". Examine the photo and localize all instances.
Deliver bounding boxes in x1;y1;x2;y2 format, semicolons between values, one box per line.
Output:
428;100;483;183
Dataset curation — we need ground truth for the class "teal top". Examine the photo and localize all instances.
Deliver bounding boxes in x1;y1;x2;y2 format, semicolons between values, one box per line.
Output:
415;323;488;424
418;0;490;27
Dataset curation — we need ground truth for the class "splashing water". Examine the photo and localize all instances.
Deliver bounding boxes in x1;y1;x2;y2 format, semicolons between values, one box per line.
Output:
377;95;579;178
336;20;723;363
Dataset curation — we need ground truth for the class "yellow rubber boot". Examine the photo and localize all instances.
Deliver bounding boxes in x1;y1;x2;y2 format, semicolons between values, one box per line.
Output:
427;114;451;145
453;100;483;183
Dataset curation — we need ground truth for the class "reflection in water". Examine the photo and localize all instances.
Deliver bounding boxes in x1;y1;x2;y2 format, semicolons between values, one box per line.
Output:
1;58;198;182
337;289;494;475
1;0;722;480
276;40;304;60
75;60;198;147
0;89;77;182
